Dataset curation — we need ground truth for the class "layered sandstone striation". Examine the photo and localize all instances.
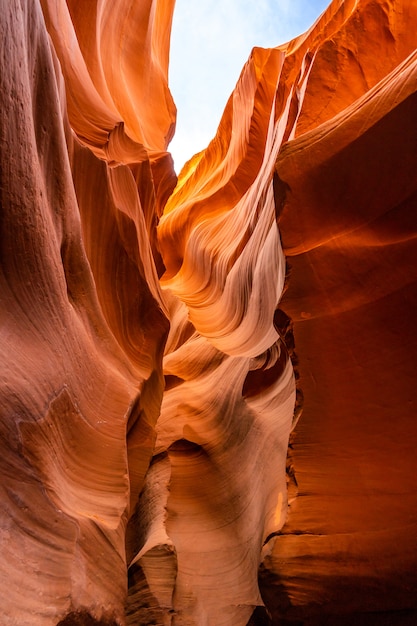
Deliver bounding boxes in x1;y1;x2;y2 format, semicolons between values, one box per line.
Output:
1;0;417;625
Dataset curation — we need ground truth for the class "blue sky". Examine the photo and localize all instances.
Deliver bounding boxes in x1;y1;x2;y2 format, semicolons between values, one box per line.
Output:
168;0;330;172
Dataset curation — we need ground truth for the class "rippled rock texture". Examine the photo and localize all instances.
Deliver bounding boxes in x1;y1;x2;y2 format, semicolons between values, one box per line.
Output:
1;0;417;625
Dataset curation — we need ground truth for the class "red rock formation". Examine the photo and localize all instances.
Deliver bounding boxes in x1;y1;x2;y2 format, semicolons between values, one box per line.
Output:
0;0;174;623
262;2;417;623
1;0;417;625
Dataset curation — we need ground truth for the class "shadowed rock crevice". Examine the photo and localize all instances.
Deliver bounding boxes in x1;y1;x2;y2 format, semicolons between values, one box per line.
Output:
246;605;273;625
57;612;119;626
126;559;175;626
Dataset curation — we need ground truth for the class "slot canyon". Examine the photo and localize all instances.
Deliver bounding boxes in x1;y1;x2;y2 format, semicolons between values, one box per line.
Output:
1;0;417;624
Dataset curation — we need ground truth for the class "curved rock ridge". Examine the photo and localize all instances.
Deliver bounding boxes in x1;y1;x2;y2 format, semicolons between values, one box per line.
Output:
262;0;417;623
159;48;288;358
129;294;295;625
1;0;417;625
39;0;176;158
1;0;173;624
0;2;136;624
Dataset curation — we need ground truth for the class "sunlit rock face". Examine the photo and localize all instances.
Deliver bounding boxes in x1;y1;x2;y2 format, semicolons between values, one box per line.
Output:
1;0;417;625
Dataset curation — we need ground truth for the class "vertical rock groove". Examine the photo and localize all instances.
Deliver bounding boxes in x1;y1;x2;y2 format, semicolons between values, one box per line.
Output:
1;0;417;624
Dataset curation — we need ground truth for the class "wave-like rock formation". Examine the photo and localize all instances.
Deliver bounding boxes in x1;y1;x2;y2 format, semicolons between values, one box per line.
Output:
1;0;417;624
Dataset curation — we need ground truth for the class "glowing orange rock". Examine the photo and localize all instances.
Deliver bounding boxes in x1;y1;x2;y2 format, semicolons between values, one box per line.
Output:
40;0;176;158
0;0;173;623
260;1;417;622
1;0;417;624
132;45;297;625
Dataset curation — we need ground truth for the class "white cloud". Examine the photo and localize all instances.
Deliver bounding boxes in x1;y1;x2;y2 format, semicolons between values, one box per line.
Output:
168;0;330;172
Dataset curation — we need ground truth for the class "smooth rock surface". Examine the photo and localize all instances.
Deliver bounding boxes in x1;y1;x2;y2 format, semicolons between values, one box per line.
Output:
1;0;417;625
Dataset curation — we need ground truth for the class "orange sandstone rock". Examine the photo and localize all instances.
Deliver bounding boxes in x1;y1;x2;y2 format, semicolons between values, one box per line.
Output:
1;0;417;625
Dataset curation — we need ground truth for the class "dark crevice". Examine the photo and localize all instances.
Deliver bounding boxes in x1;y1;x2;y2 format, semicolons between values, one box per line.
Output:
168;438;203;453
56;611;119;626
126;561;168;626
164;374;185;391
247;605;273;625
273;171;291;222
